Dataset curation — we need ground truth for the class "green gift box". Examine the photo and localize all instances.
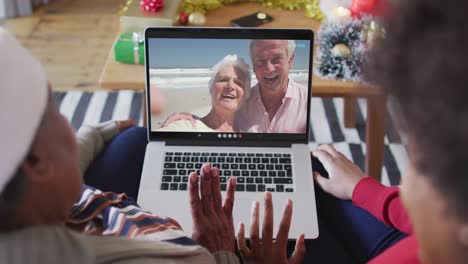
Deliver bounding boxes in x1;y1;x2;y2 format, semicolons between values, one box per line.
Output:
114;32;145;65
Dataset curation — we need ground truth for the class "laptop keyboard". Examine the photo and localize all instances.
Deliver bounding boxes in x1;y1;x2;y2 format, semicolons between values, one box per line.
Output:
160;152;294;192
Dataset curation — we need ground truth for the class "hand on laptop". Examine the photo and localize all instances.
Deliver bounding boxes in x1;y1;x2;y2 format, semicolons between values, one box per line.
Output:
312;144;366;200
237;192;306;264
189;163;237;253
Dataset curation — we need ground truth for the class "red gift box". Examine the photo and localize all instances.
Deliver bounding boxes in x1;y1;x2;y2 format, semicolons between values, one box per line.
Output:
140;0;164;13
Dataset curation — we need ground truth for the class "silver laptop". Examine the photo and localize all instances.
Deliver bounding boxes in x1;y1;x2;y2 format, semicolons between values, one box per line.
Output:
138;27;318;239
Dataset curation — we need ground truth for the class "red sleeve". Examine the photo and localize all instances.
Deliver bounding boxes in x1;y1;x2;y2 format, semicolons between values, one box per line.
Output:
352;177;413;234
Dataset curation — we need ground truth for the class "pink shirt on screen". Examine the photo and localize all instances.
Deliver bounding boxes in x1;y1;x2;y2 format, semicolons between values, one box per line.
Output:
235;79;309;133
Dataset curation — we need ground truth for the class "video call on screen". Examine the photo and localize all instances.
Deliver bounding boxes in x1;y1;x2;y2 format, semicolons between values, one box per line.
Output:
148;38;311;134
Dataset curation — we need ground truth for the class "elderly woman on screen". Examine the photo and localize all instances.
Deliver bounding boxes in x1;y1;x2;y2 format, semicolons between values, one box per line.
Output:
158;54;251;132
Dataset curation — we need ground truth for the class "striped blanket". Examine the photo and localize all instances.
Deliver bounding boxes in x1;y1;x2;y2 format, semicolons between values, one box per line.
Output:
54;91;407;186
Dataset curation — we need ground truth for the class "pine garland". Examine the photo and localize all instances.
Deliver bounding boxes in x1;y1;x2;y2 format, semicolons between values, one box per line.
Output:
314;19;367;81
182;0;324;20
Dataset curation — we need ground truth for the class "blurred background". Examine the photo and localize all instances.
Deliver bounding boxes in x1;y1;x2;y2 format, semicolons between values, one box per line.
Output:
0;0;127;91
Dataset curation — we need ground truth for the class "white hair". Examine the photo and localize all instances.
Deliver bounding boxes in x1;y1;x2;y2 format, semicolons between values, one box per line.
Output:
249;40;296;61
208;54;251;99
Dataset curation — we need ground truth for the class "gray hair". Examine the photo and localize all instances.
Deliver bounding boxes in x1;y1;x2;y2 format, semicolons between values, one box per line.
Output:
249;40;296;61
208;54;251;99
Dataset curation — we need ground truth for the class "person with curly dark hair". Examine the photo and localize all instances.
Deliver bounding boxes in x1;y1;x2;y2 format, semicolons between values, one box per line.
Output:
312;0;468;263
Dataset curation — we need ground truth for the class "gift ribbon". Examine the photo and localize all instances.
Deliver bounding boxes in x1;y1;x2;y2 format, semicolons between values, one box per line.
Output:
132;32;144;64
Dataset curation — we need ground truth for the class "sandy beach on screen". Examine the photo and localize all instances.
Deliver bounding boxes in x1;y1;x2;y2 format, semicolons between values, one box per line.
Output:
151;86;212;129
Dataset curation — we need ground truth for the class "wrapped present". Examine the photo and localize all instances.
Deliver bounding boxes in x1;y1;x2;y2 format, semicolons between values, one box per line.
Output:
120;0;182;33
114;32;144;65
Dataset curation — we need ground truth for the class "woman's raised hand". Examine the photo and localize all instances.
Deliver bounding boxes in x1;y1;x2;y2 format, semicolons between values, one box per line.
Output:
237;192;306;264
189;163;237;253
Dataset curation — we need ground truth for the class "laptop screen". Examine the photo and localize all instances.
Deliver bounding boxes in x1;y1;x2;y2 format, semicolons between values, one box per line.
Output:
145;28;313;144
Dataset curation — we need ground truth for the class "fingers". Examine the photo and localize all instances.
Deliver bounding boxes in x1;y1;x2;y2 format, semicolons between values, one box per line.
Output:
223;177;236;218
262;192;274;252
189;114;197;127
289;234;306;264
189;172;201;221
116;119;136;132
160;115;175;128
313;171;330;191
237;222;251;258
160;113;192;128
275;199;293;249
249;201;261;256
200;164;215;216
210;167;223;214
318;144;340;157
164;217;182;229
312;149;334;169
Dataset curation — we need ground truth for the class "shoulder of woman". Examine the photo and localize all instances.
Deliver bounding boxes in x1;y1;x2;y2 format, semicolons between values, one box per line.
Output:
193;120;216;132
0;226;93;264
158;120;195;131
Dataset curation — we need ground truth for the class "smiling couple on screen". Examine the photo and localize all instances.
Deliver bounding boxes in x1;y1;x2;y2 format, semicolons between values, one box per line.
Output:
156;39;309;134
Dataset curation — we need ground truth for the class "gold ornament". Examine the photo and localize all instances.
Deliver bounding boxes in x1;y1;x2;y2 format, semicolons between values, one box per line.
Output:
362;20;386;47
182;0;324;20
119;0;133;15
331;44;351;57
188;12;207;26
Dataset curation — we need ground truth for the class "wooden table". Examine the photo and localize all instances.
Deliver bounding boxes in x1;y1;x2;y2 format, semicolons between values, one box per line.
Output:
99;3;386;181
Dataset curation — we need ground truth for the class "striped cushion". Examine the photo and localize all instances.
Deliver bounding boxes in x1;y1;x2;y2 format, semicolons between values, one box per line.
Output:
54;91;407;186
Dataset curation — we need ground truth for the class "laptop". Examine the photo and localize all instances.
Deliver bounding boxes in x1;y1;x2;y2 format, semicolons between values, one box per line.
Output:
138;27;318;239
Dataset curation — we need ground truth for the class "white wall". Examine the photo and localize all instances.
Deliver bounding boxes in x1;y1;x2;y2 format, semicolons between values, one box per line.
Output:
0;0;6;19
0;0;33;19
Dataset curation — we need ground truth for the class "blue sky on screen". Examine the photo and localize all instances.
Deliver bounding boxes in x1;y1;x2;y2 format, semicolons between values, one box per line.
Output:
148;38;311;70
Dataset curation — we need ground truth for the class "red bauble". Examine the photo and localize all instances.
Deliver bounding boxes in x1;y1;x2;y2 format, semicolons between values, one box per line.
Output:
140;0;164;13
351;0;389;18
178;12;188;25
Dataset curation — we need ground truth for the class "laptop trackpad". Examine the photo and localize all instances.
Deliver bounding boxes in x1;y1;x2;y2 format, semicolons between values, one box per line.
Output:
233;197;288;239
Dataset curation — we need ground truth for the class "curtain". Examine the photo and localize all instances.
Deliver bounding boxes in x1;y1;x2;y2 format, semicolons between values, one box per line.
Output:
1;0;48;18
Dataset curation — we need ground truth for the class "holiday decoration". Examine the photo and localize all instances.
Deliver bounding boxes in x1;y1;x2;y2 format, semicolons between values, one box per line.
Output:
119;0;181;33
188;12;206;26
361;20;385;47
119;0;134;16
114;32;145;65
315;17;385;81
304;0;324;20
181;0;324;20
140;0;164;13
177;11;189;25
350;0;388;18
331;43;351;57
319;0;351;21
314;19;367;81
329;6;351;24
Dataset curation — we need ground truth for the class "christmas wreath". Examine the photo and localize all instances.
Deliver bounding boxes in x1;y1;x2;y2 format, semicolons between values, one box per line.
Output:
314;19;367;82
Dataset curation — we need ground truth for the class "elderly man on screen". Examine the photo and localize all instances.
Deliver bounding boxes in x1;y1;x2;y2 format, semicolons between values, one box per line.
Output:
161;40;309;134
0;28;306;264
